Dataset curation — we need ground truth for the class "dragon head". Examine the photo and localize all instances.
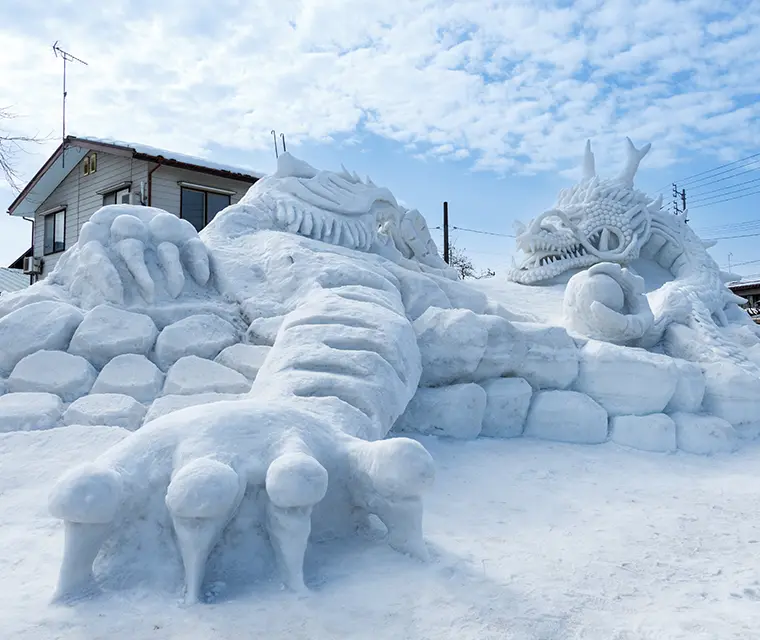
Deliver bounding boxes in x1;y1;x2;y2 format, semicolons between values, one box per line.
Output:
507;138;663;284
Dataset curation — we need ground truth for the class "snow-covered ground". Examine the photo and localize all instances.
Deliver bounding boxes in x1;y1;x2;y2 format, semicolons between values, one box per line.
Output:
2;424;758;639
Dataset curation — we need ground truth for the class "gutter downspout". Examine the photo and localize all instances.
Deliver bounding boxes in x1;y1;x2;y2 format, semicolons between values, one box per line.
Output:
22;216;35;284
147;156;164;206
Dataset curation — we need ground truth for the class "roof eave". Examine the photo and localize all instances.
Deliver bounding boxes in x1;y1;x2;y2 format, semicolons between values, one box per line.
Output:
7;142;65;216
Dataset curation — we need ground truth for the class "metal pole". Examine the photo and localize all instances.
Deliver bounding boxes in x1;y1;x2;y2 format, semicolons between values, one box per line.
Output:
271;130;279;158
280;133;287;153
443;201;449;264
681;189;687;222
728;252;733;272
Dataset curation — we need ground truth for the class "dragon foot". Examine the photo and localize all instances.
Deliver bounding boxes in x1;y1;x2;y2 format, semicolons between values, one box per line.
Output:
48;399;434;604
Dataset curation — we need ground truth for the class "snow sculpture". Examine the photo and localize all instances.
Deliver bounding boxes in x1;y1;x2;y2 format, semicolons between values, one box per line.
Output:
0;140;757;605
508;138;760;372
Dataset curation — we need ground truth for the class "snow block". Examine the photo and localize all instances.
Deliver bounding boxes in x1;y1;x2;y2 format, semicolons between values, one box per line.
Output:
63;394;146;430
665;359;706;413
480;377;532;438
701;361;760;426
671;412;739;455
214;343;271;380
246;315;284;346
471;316;527;380
163;356;252;396
414;307;488;387
91;354;165;404
610;414;676;453
0;392;63;432
511;322;579;390
391;267;452;321
154;314;239;370
0;300;83;376
574;341;677;415
524;390;608;444
144;392;244;424
393;383;486;439
8;350;96;402
68;304;159;368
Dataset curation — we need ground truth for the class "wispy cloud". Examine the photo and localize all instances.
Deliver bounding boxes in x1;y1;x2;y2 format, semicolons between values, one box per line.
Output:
1;0;759;183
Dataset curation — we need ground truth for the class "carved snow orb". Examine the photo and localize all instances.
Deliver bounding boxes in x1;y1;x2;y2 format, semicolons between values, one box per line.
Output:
393;384;486;439
563;263;653;345
610;414;676;453
154;314;239;371
162;356;252;396
8;351;96;402
91;354;165;404
0;301;83;376
63;394;146;430
68;304;158;368
524;390;608;444
0;392;63;432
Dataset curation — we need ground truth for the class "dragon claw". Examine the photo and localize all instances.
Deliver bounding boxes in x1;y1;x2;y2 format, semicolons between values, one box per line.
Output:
48;401;433;603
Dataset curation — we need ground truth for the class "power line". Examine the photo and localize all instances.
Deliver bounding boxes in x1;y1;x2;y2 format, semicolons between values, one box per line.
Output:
656;151;760;192
689;188;760;210
688;176;760;204
688;161;760;194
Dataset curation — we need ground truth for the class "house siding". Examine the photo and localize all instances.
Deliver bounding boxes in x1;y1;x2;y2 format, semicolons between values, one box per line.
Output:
32;152;256;279
34;152;148;276
149;165;253;217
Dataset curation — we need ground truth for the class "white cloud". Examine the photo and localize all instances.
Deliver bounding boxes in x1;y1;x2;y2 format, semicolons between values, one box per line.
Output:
0;0;759;188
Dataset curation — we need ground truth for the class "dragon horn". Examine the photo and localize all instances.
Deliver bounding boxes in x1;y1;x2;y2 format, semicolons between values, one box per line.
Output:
618;137;652;187
583;139;596;180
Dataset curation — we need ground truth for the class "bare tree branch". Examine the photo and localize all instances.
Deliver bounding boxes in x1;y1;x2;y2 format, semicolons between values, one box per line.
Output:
447;239;495;279
0;106;49;193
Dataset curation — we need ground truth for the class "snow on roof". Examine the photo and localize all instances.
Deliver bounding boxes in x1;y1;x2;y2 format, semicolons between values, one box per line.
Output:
8;136;264;218
0;268;28;294
74;136;264;180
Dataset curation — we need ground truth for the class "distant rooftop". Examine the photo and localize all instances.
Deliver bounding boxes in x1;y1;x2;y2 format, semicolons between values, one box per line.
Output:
8;135;263;219
0;268;28;294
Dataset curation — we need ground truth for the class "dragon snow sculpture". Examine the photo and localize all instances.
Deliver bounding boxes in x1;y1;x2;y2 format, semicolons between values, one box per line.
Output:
508;138;760;370
0;139;758;607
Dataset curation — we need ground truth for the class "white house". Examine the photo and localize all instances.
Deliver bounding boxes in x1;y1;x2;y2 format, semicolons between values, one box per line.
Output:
6;136;262;280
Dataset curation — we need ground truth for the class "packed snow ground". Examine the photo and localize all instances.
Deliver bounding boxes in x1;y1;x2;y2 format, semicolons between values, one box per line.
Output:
2;425;758;639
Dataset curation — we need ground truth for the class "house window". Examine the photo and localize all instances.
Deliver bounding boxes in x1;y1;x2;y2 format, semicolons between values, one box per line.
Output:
103;188;131;206
43;209;66;255
83;153;97;176
180;187;231;231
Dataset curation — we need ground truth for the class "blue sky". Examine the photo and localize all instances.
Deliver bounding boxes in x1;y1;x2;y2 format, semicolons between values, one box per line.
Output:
2;0;760;277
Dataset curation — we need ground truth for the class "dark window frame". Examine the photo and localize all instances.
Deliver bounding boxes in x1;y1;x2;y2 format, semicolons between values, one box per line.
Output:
179;186;231;231
102;187;131;206
42;208;66;256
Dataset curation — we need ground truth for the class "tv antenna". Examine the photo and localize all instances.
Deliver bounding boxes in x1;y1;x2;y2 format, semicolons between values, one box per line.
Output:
52;41;88;166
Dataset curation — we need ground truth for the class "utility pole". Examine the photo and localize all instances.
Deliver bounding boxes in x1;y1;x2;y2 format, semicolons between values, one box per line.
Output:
672;183;687;221
443;201;450;264
52;42;88;167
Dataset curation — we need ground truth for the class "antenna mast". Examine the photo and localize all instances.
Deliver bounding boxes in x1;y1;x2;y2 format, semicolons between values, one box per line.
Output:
52;41;88;166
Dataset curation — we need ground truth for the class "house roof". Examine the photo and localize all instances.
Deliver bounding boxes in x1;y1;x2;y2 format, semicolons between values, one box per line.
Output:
7;136;263;218
729;279;760;292
0;268;28;293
